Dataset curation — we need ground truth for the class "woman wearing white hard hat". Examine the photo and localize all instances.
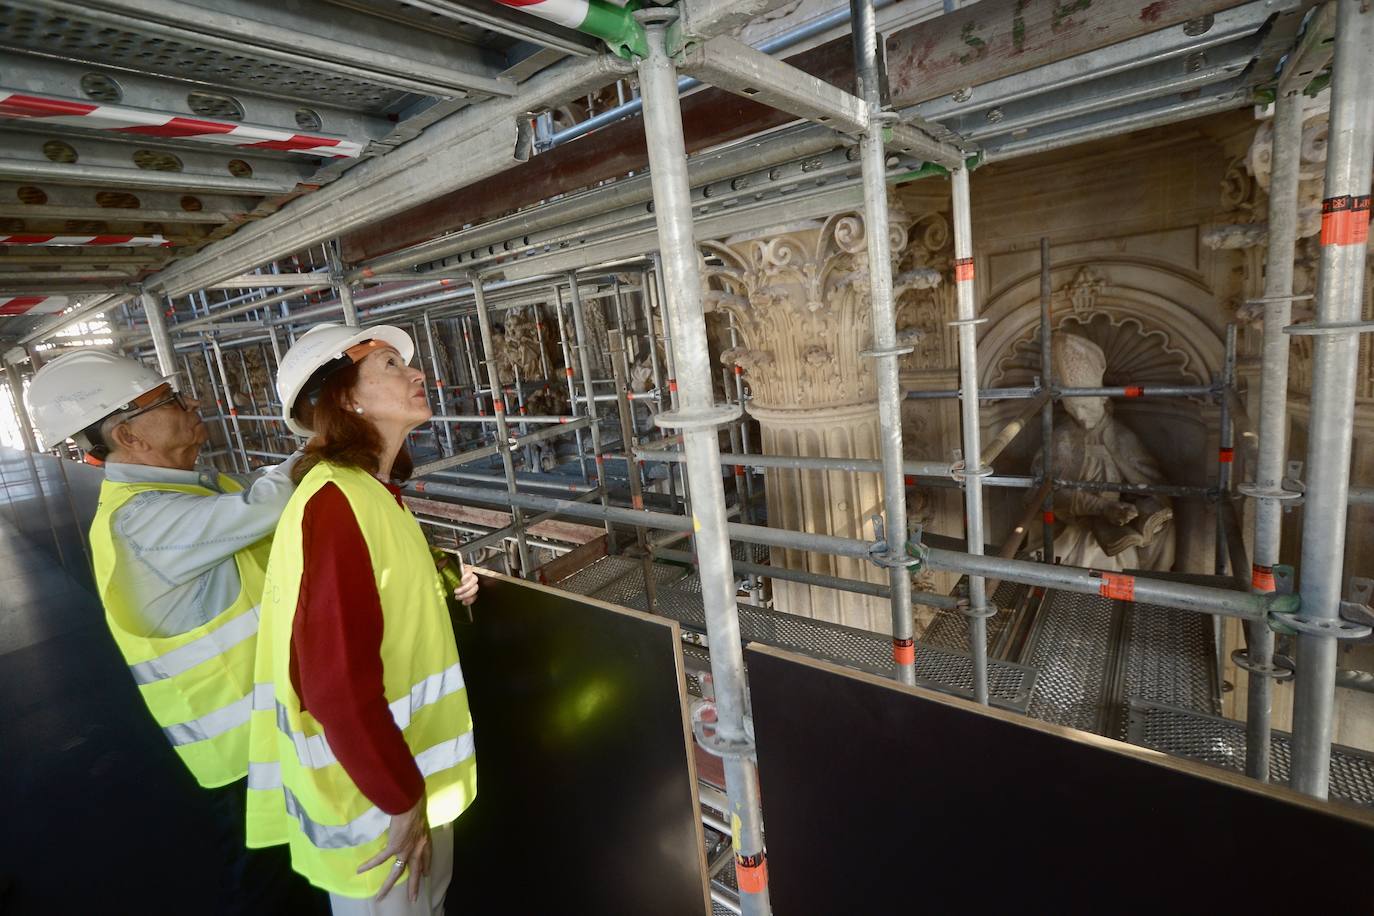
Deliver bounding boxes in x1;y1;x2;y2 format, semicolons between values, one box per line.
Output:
247;323;479;915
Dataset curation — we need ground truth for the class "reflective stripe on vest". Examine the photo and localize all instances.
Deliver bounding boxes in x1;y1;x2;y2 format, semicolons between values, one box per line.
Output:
247;463;476;898
130;606;259;685
248;734;475;849
163;689;254;746
90;475;271;788
268;662;467;769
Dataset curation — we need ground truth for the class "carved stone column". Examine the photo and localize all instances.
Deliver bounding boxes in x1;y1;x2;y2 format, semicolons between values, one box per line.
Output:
704;207;918;633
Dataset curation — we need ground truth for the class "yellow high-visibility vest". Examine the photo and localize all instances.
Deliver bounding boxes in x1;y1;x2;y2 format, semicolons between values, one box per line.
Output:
90;475;270;788
246;462;476;899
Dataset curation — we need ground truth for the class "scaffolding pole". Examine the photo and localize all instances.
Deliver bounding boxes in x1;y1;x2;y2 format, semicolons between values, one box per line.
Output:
852;0;917;686
328;239;360;328
139;289;178;378
1039;239;1055;563
951;165;991;705
469;280;532;575
636;12;768;913
1240;72;1304;784
566;273;615;539
1289;0;1374;800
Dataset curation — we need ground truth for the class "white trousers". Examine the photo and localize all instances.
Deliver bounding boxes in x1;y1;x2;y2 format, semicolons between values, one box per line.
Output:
328;823;454;916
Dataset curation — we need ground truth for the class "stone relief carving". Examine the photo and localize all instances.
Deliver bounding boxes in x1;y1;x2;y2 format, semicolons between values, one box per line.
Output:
989;284;1204;390
893;209;954;370
492;309;547;382
1064;266;1107;315
1031;334;1177;571
702;205;915;408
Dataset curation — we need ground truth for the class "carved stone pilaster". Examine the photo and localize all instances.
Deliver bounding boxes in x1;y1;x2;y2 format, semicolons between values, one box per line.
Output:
751;402;891;632
701;207;917;632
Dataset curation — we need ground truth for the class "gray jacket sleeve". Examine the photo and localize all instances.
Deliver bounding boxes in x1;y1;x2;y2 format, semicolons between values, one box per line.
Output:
113;452;302;588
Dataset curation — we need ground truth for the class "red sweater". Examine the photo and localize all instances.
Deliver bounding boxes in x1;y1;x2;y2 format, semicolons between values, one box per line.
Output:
289;480;425;815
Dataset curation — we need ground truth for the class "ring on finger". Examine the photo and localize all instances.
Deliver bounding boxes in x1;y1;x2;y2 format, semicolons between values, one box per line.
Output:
392;858;407;870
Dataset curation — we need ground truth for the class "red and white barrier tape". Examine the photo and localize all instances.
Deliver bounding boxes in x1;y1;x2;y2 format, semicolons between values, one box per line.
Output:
0;234;171;247
0;296;70;316
0;91;363;159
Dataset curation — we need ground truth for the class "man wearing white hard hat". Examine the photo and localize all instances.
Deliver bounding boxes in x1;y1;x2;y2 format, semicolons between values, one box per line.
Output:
25;348;324;915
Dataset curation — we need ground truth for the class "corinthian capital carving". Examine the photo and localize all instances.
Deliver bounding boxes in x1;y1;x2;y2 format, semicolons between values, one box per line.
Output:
703;205;914;409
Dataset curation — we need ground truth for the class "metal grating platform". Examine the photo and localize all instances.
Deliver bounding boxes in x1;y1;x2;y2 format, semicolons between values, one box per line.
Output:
1023;589;1120;733
1127;700;1374;808
1115;597;1220;738
919;578;1024;655
559;559;1036;712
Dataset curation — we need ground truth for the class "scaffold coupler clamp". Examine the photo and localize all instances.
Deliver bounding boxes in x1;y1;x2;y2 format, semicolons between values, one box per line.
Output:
1338;578;1374;643
867;515;925;571
949;448;993;484
1265;566;1374;640
1238;458;1304;505
690;698;756;762
1232;565;1295;679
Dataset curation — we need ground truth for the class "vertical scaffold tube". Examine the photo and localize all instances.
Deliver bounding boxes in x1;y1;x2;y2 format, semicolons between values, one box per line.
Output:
140;289;178;379
951;165;991;706
471;281;533;576
851;0;916;685
636;13;769;913
1245;84;1304;783
328;240;359;328
567;275;614;539
1039;239;1055;564
1290;0;1374;800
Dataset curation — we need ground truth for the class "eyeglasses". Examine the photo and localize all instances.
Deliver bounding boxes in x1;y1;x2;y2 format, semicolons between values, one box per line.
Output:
114;390;195;428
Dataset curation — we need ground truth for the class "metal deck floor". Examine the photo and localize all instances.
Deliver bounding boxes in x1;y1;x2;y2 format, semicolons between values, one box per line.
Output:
558;556;1374;809
556;555;1037;712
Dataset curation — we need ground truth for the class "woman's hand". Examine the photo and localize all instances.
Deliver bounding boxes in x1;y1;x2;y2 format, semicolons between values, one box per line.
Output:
454;567;479;606
356;792;431;902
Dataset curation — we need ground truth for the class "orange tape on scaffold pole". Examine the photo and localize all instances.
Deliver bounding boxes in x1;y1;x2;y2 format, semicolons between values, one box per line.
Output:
1252;564;1276;593
1094;571;1135;601
954;257;974;282
1320;195;1370;247
735;853;768;895
892;637;915;666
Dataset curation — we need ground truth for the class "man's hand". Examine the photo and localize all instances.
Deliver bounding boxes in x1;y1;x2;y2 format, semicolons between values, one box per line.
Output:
1104;500;1139;526
454;567;479;607
356;793;431;903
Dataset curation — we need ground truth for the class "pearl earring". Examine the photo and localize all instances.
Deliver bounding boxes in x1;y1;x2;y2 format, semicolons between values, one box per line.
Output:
354;406;364;415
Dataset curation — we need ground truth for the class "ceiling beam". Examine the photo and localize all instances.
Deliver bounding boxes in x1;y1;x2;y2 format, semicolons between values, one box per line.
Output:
23;0;516;100
143;53;633;298
341;31;853;262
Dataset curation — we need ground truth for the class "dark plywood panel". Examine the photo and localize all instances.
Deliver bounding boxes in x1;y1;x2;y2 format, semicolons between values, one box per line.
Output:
449;571;708;916
746;644;1374;915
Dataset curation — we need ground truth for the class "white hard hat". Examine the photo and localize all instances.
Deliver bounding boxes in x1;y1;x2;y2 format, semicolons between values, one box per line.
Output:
277;322;414;436
26;349;173;449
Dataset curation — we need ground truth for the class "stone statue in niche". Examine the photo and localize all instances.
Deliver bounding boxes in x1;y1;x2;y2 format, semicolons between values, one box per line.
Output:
1033;334;1176;571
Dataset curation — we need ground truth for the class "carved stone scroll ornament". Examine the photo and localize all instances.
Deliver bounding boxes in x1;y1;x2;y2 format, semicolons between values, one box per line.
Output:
702;205;914;409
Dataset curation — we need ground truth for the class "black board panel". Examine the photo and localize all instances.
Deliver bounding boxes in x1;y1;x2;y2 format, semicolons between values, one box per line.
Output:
449;571;708;916
746;644;1374;915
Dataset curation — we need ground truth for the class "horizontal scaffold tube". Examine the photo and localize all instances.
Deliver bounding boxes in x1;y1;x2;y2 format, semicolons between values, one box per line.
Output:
653;546;962;610
905;384;1218;400
404;479;1284;622
411;415;592;477
635;449;1214;498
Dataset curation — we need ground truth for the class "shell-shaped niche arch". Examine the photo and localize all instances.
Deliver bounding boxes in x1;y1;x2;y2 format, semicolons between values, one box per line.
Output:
991;312;1204;392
